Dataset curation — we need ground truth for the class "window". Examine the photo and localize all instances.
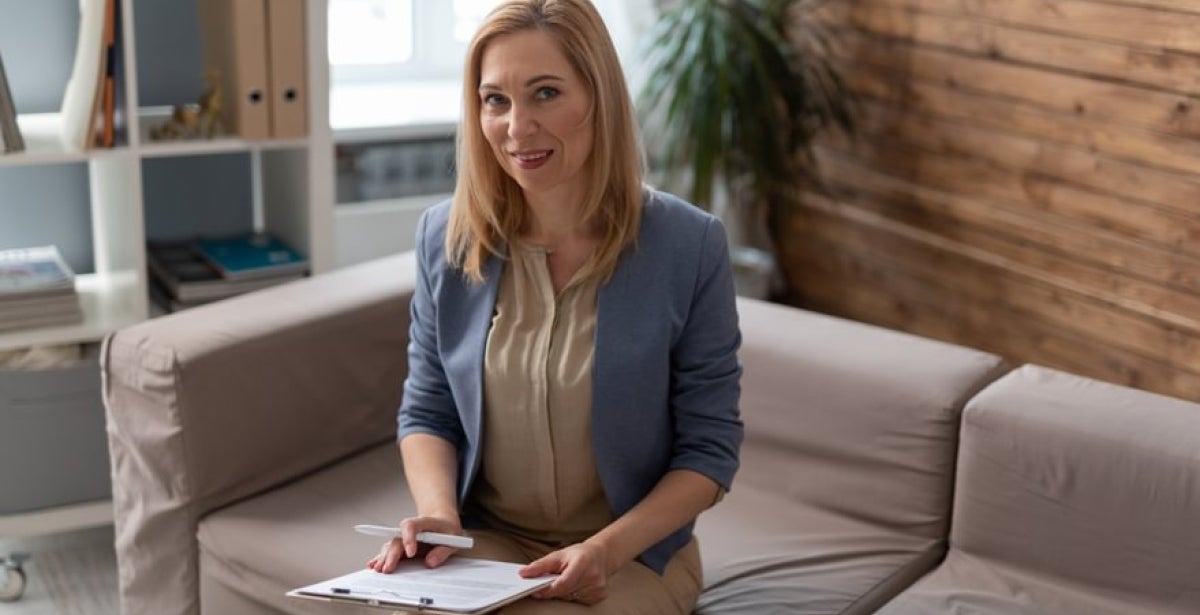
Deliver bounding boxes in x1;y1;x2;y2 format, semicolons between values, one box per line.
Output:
328;0;505;85
327;0;652;130
327;0;413;66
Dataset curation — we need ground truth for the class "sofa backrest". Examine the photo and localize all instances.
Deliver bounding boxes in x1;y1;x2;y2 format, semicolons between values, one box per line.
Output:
103;252;416;615
735;298;1007;541
950;364;1200;609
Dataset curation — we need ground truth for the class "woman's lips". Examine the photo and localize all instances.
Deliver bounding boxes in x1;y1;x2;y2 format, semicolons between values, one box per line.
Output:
512;150;552;170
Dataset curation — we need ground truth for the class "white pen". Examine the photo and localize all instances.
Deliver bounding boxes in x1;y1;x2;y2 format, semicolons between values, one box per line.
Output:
353;524;475;549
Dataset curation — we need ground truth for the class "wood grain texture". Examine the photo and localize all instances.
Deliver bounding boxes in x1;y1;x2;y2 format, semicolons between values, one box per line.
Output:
869;0;1200;53
779;0;1200;399
825;1;1200;93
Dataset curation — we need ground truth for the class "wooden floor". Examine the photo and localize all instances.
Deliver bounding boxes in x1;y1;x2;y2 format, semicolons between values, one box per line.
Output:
0;525;118;615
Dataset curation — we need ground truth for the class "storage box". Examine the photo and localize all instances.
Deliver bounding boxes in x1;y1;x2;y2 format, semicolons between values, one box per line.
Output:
0;349;110;515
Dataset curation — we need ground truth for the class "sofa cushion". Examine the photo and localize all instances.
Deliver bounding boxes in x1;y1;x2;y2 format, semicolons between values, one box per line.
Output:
879;365;1200;614
877;549;1181;615
695;480;943;615
196;443;414;615
735;298;1007;541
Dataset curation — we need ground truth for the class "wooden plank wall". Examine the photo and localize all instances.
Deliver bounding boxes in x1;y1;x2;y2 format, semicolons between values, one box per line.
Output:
777;0;1200;399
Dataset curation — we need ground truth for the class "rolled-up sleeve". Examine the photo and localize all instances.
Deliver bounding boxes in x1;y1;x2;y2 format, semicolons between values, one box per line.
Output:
397;209;465;449
668;217;743;491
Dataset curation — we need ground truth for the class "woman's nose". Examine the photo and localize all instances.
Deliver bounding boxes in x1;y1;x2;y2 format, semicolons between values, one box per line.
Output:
507;104;537;139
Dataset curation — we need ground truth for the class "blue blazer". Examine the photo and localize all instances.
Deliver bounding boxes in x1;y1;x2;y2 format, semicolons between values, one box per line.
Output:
397;189;743;574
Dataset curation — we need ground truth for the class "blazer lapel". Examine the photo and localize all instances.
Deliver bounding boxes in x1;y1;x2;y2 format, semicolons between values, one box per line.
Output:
447;253;502;499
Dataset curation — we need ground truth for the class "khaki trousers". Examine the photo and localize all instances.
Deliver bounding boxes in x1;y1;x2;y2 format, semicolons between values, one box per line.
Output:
459;529;702;614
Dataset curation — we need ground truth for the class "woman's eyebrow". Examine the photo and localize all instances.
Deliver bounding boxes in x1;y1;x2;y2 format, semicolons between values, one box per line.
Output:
524;74;564;86
479;74;565;91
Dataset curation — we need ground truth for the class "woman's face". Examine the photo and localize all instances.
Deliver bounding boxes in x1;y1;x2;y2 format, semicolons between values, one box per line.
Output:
478;30;595;203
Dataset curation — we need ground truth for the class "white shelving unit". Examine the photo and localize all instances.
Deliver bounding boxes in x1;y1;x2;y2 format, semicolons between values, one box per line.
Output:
0;0;334;533
0;0;334;354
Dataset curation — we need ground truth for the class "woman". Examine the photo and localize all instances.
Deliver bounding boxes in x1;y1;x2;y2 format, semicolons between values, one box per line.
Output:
367;1;742;612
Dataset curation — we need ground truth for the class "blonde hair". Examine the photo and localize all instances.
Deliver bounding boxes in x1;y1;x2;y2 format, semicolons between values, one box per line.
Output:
447;0;643;283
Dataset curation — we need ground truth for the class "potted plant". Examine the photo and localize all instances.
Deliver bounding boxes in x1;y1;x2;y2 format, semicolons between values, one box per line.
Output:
638;0;854;298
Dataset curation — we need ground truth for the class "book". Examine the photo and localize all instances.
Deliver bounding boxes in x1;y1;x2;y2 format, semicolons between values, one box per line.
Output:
194;233;308;280
0;52;24;153
0;292;83;319
0;303;84;333
287;558;556;614
0;246;77;297
147;240;304;303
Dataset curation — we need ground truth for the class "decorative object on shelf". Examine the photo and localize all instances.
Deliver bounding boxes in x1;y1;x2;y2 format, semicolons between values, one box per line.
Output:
197;68;225;138
638;0;855;299
59;0;119;151
149;104;201;141
0;53;25;154
149;70;227;141
0;246;84;333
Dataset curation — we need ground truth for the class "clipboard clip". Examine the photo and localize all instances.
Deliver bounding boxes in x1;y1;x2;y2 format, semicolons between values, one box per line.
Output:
331;587;435;608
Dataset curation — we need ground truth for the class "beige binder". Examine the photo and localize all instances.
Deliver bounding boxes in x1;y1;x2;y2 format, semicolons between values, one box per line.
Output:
198;0;270;140
265;0;308;138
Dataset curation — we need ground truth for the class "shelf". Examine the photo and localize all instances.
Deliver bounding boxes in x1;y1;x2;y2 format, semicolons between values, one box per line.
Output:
0;113;131;167
137;136;311;158
0;271;145;352
137;106;309;157
0;499;113;537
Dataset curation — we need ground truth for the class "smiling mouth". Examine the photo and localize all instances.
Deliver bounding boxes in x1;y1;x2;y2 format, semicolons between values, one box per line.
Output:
512;150;551;162
510;149;552;170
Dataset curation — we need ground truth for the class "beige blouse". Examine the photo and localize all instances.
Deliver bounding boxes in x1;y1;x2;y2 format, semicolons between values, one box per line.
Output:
469;243;615;546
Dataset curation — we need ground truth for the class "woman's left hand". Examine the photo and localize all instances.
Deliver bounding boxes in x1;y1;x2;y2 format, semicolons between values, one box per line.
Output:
518;541;613;605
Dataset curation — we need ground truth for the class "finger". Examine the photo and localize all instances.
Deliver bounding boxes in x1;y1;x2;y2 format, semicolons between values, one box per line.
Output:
382;542;405;573
424;545;455;568
398;522;419;559
519;552;565;578
540;567;589;600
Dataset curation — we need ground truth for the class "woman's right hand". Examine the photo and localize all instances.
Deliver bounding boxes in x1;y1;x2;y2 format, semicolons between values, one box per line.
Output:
365;515;465;573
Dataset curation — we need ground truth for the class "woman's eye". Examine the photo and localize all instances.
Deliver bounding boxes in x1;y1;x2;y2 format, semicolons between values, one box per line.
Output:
535;87;560;101
483;93;508;107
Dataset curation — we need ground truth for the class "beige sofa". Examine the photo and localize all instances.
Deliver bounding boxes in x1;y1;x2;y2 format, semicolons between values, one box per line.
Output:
102;252;1200;615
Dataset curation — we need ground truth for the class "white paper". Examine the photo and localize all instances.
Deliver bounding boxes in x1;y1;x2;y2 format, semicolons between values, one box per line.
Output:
290;558;555;613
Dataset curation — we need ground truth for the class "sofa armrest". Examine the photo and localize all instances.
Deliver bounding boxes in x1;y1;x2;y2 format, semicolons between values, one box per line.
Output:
102;252;415;615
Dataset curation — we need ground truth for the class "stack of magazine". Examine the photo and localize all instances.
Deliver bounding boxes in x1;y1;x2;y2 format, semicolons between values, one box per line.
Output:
0;246;84;333
147;232;308;313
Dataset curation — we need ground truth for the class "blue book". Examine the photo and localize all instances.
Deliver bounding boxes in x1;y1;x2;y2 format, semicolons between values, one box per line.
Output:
195;233;308;280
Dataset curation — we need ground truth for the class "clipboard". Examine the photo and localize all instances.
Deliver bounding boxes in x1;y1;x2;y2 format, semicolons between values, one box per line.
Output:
286;557;556;614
